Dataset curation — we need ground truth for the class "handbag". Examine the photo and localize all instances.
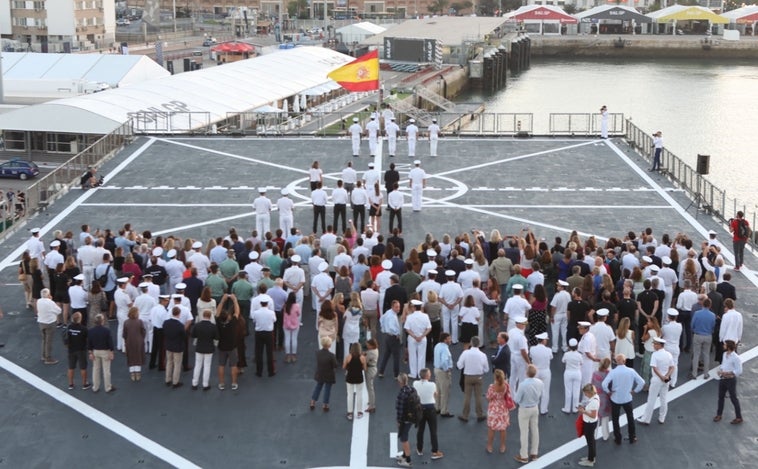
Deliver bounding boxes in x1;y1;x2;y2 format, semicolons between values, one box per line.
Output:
576;414;584;438
503;382;516;411
18;264;26;282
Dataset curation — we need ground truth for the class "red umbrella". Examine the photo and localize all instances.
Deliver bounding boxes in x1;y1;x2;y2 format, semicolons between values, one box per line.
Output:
211;41;255;53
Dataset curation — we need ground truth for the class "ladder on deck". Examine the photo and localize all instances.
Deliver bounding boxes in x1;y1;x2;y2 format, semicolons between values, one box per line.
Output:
389;100;433;127
414;86;456;112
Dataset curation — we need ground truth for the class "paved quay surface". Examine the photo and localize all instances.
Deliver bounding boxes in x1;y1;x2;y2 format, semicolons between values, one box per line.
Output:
0;135;756;468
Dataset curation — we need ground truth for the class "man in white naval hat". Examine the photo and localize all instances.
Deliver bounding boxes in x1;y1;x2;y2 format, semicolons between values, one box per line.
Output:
408;159;426;212
427;118;441;157
253;187;272;238
114;277;133;353
661;308;682;387
363;161;381;192
405;118;419;157
439;270;464;344
637;337;674;426
530;332;553;415
589;308;616;361
187;240;211;283
282;254;306;310
577;321;598;386
310;261;333;325
508;316;530;393
405;299;432;379
348;116;362;157
365;114;380;157
550;279;571;353
27;227;45;264
164;249;186;294
277;188;295;235
385;116;400;157
250;294;277;377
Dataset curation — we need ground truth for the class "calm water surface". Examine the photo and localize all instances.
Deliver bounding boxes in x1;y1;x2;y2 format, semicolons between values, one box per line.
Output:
462;58;758;206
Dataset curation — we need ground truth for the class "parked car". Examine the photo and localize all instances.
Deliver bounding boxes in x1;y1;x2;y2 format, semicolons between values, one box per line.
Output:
202;38;217;46
116;18;131;26
0;159;40;180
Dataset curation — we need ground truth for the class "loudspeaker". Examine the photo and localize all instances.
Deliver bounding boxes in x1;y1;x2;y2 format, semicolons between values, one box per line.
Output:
697;154;710;175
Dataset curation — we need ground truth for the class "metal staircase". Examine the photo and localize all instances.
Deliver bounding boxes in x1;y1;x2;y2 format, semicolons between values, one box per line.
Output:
389;100;433;127
414;86;456;112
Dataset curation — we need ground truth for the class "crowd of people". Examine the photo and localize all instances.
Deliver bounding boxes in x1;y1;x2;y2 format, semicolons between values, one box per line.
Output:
19;207;749;466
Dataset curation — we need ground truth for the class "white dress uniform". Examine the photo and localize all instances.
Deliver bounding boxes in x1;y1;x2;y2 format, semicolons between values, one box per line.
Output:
661;321;682;386
408;165;426;212
439;280;463;343
562;349;583;412
311;271;333;326
416;278;441;305
135;292;157;351
363;167;381;192
366;118;380;156
503;295;531;331
277;194;295;235
77;244;98;289
253;193;273;237
385;119;400;157
589;321;616;360
187;251;211;283
550;289;571;353
529;343;554;414
114;287;132;352
640;345;674;424
507;326;529;393
406;122;419;157
348;122;363;156
26;234;45;263
658;264;678;311
578;331;598;386
282;264;306;309
341;164;358;193
405;310;432;379
164;258;185;294
427;122;440;157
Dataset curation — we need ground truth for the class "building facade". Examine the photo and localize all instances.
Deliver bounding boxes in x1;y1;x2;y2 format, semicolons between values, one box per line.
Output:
0;0;116;52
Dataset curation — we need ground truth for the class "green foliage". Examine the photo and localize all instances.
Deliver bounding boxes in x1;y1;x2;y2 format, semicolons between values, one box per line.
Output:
450;0;473;15
427;0;450;14
478;0;498;16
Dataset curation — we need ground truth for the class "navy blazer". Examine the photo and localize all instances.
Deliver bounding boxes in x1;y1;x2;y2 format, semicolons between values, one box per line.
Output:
163;317;187;353
492;344;511;378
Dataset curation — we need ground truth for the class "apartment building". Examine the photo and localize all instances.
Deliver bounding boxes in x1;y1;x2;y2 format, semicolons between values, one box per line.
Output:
0;0;116;52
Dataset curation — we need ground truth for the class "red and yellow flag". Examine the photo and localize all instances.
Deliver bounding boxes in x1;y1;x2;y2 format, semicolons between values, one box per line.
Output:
327;50;379;92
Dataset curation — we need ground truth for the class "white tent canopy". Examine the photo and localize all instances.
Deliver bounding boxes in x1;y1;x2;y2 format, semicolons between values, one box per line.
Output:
336;22;387;44
0;46;355;134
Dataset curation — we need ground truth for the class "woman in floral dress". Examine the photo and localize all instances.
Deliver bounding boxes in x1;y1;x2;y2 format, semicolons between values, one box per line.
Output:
486;369;513;454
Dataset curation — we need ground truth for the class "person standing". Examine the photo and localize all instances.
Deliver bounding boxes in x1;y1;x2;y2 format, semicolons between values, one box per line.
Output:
378;300;402;378
365;338;379;413
530;332;553;415
282;291;301;363
366;115;380;157
36;288;61;365
311;182;327;234
163;306;187;388
486;368;513;454
65;312;90;390
650;131;663;171
395;373;417;467
331;180;349;234
414;368;444;459
311;336;339;412
599;105;608;139
602;354;644;445
439;270;463;343
149;295;170;370
577;384;600;467
637;337;674;425
387;183;404;234
457;336;489;422
350;181;368;230
251;294;276;377
253;187;272;237
405;118;419;157
713;340;743;424
123;306;146;381
87;314;115;393
216;294;241;391
508;317;530;393
276;188;295;236
729;211;750;271
550;280;571;352
514;364;543;464
719;298;743;357
433;332;454;417
562;338;583;413
386;117;400;157
348;117;362;157
690;297;716;379
578;321;599;386
408;160;426;213
343;342;367;420
341;161;357;194
405;299;431;379
661;309;682;387
191;309;219;391
427;118;441;157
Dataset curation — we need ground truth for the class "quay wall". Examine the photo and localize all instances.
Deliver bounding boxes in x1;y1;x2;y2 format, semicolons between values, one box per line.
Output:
530;35;758;59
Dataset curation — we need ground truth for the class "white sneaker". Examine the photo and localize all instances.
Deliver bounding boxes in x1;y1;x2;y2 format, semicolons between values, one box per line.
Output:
578;459;595;467
397;458;412;467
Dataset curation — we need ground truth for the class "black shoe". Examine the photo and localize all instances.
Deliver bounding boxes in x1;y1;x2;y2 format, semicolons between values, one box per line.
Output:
172;383;184;389
192;385;198;390
629;437;637;444
203;386;211;391
106;387;116;393
165;381;172;387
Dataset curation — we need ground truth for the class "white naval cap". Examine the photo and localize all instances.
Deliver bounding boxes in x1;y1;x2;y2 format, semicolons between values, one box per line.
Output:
50;240;61;247
426;249;436;257
258;187;267;193
409;118;415;123
353;117;359;122
464;258;474;265
558;280;569;287
568;338;578;347
414;160;421;165
138;282;149;288
30;228;41;234
654;337;667;344
667;308;679;317
428;269;438;276
514;317;528;324
281;188;289;195
116;277;129;284
535;332;549;340
192;241;203;249
512;283;524;291
596;308;609;317
578;321;591;328
249;251;260;260
73;274;85;281
411;299;423;306
662;256;672;265
318;261;329;272
175;282;186;290
291;254;301;263
167;249;177;259
444;270;455;277
152;247;163;257
381;259;392;269
642;256;653;263
650;265;660;272
258;294;272;304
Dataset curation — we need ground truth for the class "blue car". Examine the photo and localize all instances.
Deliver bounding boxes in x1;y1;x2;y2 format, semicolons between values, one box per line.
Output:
0;159;40;180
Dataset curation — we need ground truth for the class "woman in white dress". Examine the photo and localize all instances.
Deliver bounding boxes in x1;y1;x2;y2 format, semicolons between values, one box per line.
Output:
342;292;363;359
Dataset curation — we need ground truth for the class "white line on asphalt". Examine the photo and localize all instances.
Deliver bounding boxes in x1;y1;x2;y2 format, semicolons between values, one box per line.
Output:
152;212;254;237
0;356;201;469
349;382;371;468
0;138;157;274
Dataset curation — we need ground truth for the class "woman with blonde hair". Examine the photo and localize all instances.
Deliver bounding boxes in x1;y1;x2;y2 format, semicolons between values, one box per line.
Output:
364;338;379;413
615;317;635;368
577;384;600;466
123;306;146;381
485;369;512;454
342;292;363;359
318;301;338;354
19;251;33;308
424;290;443;352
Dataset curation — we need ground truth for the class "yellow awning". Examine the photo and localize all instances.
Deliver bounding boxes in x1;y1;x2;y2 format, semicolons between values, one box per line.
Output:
656;6;728;24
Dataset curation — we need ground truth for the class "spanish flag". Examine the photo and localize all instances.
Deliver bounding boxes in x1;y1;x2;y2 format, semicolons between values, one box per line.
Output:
327;50;379;92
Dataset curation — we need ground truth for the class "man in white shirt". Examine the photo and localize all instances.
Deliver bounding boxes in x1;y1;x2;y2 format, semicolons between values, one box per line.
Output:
676;279;698;352
589;309;616;361
427;118;441;157
439;270;463;344
363;162;381;192
250;295;277;377
311;182;328;234
408;160;426;212
508;317;530;393
282;254;306;310
276;188;295;236
413;368;444;459
419;249;438;279
163;249;185;294
27;227;45;264
405;300;432;379
187;241;211;282
348;117;362;157
416;270;441;304
457;259;479;290
457;336;489;422
252;187;272;238
68;274;89;324
529;332;553;415
44;240;64;297
331;180;349;234
37;288;61;364
504;283;531;330
350;181;368;229
77;236;99;290
638;337;674;425
385;117;400;157
341;161;357;194
135;282;157;352
577;321;598;386
658;256;678;311
365;115;380;157
661;308;683;386
406;118;419;157
310;262;333;325
114;278;133;353
550;280;572;353
387;183;404;234
719;298;743;352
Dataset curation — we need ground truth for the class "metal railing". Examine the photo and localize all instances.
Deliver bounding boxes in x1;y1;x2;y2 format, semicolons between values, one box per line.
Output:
7;122;134;235
129;111;213;134
625;118;757;242
549;112;625;136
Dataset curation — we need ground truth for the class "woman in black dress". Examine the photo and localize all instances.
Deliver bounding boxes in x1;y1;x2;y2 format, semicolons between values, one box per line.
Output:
526;284;549;346
343;342;366;420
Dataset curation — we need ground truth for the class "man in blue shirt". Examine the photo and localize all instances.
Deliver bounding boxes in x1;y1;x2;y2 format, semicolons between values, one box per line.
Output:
378;300;402;378
433;332;453;417
690;296;716;380
602;354;644;445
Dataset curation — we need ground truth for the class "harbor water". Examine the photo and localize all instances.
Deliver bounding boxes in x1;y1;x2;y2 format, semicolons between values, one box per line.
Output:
461;57;757;208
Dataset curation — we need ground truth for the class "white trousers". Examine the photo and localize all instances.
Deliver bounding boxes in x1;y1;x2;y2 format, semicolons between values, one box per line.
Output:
563;369;581;412
368;136;378;156
536;369;551;414
256;213;270;237
581;358;597;386
192;352;213;387
408;338;427;379
351;136;361;156
408;138;416;157
430;138;438;157
551;313;568;352
346;382;364;414
388;136;397;156
641;376;669;423
441;306;459;343
411;185;423;211
666;349;680;387
279;214;293;235
510;356;527;394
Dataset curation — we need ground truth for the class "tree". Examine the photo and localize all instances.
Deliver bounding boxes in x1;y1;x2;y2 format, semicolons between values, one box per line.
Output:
427;0;450;15
478;0;498;16
449;1;473;15
288;0;309;19
563;4;577;15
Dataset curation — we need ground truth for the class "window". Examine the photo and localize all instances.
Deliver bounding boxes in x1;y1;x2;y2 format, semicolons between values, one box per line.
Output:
3;132;26;152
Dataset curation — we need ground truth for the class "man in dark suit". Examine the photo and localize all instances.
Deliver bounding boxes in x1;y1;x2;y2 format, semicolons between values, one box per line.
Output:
387;228;405;257
491;332;511;379
163;307;187;388
716;273;736;301
444;249;466;279
383;275;408;314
